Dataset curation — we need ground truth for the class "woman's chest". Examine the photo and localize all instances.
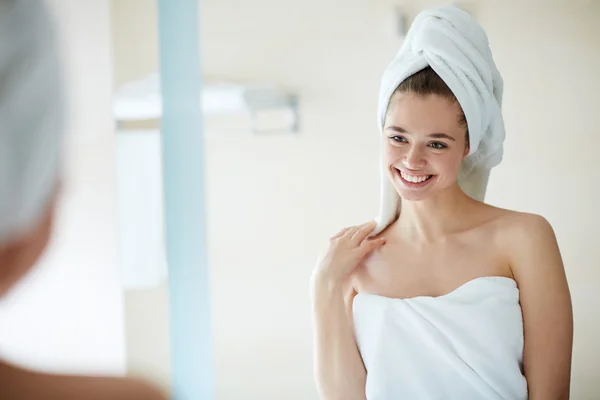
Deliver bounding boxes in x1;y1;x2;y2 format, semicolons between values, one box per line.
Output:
353;237;510;299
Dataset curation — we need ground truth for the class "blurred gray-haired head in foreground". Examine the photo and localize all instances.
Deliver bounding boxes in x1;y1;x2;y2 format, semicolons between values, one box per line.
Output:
0;0;64;295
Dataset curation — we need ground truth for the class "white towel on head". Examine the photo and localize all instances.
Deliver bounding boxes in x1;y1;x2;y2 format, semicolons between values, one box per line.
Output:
0;0;64;243
373;5;505;235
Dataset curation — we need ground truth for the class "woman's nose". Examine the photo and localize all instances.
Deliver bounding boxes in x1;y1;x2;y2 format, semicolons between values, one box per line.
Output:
403;146;426;169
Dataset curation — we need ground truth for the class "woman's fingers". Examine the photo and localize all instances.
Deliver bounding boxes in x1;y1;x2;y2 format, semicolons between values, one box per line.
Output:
331;226;353;240
318;223;385;285
350;221;378;243
360;237;387;254
331;221;377;247
333;222;370;241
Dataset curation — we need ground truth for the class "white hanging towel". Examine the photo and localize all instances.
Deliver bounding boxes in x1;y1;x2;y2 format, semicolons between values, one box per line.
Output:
115;130;168;289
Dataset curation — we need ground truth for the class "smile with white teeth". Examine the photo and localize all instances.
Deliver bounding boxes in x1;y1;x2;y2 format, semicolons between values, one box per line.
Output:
399;170;432;183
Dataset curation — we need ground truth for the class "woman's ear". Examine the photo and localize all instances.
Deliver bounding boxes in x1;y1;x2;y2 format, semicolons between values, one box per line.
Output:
463;144;470;158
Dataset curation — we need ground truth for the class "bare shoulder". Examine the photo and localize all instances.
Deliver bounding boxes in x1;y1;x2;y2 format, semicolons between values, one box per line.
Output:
490;209;559;258
492;208;554;233
487;207;569;293
476;206;562;278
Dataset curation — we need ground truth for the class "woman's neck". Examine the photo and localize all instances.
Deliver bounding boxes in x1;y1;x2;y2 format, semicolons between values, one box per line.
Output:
391;184;478;244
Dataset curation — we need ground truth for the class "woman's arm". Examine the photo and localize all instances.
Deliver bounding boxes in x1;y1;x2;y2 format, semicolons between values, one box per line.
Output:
311;276;367;400
508;213;573;400
310;222;385;400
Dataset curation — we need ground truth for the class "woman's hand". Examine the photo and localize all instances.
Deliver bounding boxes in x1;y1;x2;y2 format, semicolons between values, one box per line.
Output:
310;222;379;400
312;221;386;288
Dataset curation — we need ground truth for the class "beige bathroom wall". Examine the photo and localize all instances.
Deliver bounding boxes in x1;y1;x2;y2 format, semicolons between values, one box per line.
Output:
112;0;600;398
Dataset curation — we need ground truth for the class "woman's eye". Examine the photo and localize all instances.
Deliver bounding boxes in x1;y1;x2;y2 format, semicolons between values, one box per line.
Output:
390;136;407;143
429;142;448;149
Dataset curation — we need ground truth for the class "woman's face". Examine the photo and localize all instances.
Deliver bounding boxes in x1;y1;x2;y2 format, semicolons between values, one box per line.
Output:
382;92;469;202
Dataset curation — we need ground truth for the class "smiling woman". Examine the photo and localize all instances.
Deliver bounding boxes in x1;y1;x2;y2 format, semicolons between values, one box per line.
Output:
382;69;471;201
311;5;573;400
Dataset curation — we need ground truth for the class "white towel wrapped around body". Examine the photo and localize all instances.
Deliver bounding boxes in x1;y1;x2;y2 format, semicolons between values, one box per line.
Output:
373;5;505;235
353;277;528;399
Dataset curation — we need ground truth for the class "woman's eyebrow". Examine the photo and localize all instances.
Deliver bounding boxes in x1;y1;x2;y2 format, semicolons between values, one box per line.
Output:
385;126;456;141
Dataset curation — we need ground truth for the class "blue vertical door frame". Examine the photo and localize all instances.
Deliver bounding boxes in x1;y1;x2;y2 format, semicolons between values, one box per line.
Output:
156;0;214;399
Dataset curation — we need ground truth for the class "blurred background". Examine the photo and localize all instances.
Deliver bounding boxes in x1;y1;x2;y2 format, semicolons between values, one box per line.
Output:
0;0;599;399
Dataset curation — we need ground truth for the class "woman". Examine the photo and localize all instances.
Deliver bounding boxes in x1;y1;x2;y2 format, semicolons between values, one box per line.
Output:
0;1;168;398
311;6;573;400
